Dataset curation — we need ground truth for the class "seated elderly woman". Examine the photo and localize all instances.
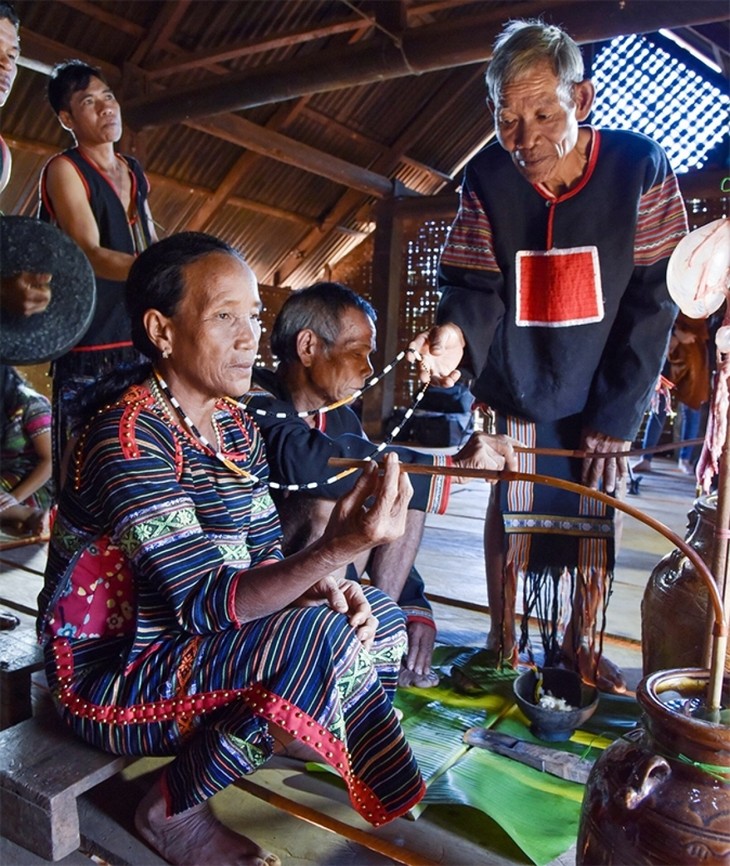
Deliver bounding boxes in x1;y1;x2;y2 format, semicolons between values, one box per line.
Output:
37;233;425;866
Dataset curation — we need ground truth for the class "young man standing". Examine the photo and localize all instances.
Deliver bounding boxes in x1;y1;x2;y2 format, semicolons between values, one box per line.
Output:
39;60;157;478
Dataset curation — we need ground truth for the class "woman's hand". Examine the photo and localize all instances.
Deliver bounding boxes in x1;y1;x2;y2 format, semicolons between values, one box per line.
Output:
321;452;413;561
295;575;378;649
234;456;411;625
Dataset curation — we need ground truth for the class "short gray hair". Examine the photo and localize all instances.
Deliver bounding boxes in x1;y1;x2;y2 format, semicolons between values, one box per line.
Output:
485;19;585;104
270;282;376;366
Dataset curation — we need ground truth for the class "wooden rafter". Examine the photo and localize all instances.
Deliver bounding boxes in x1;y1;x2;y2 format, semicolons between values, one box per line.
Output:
268;63;488;286
128;0;194;68
125;0;730;129
184;101;309;232
146;15;375;79
185;115;394;199
55;0;145;38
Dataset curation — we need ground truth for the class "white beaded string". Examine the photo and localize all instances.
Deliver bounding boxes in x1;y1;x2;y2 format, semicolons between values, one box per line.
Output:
152;350;430;491
241;348;417;419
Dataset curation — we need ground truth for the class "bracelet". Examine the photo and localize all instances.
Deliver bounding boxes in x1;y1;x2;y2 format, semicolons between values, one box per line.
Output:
0;492;20;514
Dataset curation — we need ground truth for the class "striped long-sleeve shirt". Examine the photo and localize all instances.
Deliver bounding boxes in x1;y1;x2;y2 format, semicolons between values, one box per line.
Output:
37;384;283;672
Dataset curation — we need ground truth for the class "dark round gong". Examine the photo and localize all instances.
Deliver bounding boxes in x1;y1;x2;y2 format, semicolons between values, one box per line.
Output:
1;215;96;364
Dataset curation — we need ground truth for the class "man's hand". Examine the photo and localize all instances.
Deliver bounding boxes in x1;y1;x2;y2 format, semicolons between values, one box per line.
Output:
296;575;378;649
0;272;52;316
580;429;631;495
408;323;466;386
452;432;520;482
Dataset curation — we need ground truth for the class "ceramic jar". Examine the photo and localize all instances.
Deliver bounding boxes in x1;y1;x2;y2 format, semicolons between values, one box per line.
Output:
577;669;730;865
641;495;727;675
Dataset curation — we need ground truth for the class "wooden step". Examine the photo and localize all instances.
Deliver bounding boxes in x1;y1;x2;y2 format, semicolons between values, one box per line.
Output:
0;620;44;729
0;706;132;861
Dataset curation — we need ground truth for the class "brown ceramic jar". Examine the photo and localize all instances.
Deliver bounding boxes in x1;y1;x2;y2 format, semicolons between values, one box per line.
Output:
577;669;730;865
642;495;728;675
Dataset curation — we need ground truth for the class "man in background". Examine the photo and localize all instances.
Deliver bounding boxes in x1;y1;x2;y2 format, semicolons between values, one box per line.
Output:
39;59;156;479
249;281;517;686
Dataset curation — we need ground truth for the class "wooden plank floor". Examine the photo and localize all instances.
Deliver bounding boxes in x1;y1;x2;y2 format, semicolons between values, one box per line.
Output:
0;455;702;865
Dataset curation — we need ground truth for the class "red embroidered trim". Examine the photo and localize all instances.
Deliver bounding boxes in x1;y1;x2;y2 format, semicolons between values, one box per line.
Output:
244;683;391;826
53;638;248;725
119;399;145;459
405;614;436;630
71;341;134;352
51;639;406;827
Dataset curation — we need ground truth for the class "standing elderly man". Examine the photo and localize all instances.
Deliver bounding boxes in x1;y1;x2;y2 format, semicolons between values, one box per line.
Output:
248;281;517;687
411;19;687;692
38;59;156;481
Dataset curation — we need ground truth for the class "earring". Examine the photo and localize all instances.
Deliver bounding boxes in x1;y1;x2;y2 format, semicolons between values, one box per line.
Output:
162;347;171;359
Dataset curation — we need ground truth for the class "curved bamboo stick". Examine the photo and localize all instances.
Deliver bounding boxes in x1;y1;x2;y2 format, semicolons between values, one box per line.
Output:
328;457;727;708
234;778;441;866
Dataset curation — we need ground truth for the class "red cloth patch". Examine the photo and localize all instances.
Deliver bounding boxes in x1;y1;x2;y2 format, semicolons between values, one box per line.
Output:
516;247;604;327
47;538;135;640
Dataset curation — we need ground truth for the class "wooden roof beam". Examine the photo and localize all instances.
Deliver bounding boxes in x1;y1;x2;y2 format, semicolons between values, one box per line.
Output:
184;101;310;232
147;16;375;80
55;0;146;39
266;64;487;285
186;115;394;198
128;1;194;68
125;1;729;129
17;29;120;85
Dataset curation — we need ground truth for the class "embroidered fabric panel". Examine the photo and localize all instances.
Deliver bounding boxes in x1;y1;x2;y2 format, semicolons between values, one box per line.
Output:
117;501;199;559
634;173;688;266
503;513;614;537
515;247;604;327
439;188;499;272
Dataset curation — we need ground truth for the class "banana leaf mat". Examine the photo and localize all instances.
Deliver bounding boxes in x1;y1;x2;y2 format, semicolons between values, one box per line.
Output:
310;646;642;866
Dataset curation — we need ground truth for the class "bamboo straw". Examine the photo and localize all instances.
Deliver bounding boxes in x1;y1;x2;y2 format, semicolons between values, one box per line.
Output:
328;457;727;708
515;437;704;460
704;398;730;710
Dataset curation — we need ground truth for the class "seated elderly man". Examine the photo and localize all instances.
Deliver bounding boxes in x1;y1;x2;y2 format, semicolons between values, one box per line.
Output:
248;281;516;687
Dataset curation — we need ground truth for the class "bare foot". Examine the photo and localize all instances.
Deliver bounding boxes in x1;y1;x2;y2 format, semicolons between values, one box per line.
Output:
565;648;627;694
135;777;281;866
398;663;440;688
485;633;519;668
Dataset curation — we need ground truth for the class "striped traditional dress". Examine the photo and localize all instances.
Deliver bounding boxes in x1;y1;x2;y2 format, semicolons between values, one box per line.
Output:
37;382;425;823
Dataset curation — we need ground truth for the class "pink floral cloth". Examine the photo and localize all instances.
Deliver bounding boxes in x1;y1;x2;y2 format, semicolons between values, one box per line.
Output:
47;537;135;640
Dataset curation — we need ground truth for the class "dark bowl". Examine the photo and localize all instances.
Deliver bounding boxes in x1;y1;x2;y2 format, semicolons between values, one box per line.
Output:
513;667;599;742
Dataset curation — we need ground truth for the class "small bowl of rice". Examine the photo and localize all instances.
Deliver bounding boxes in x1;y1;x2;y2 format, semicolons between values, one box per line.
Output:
513;667;599;742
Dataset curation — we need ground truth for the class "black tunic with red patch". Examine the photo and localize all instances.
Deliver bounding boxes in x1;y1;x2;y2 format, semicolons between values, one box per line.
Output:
437;127;688;441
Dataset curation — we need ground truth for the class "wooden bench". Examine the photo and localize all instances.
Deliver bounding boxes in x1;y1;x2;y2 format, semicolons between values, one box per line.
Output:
0;705;132;861
0;620;44;729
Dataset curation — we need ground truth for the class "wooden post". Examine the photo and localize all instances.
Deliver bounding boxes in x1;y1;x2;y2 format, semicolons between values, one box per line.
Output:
362;195;403;439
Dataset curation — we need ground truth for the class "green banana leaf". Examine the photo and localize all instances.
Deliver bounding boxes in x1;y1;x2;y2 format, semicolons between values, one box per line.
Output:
423;746;584;866
307;647;642;864
391;648;642;863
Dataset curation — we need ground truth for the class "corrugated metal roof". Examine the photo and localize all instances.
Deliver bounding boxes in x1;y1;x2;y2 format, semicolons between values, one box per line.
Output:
2;0;727;292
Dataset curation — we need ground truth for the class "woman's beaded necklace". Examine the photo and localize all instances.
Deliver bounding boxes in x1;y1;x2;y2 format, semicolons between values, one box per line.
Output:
151;349;430;491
